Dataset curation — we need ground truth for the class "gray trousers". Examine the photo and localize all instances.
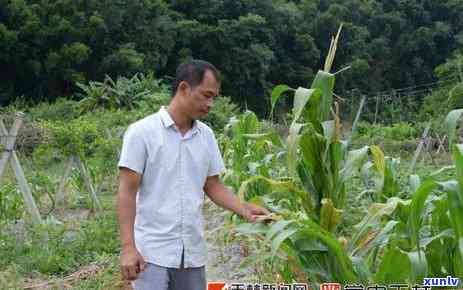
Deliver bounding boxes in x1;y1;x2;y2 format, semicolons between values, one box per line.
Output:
132;251;206;290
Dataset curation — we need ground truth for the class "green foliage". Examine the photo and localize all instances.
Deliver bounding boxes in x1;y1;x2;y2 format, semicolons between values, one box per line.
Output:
352;121;420;155
26;98;81;121
0;183;23;221
419;50;463;122
0;0;176;103
202;96;239;132
356;121;418;141
40;118;99;159
100;43;145;77
91;135;122;180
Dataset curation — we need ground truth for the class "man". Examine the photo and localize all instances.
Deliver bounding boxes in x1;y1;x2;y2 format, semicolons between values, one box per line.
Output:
117;59;269;290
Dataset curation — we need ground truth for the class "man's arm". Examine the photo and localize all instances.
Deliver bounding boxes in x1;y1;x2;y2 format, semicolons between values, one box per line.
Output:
117;167;145;281
204;175;269;223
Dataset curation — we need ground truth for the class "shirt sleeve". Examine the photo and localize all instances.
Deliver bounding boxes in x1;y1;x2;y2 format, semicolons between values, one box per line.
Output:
117;125;147;175
208;130;225;177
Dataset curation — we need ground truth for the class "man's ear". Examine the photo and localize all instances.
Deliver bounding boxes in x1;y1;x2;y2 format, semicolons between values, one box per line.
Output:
178;81;191;96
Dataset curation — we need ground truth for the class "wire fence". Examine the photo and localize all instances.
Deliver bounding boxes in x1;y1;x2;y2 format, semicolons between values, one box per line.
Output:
341;76;459;124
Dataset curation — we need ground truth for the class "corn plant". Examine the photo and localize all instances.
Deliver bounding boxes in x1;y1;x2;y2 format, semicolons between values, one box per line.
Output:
234;26;373;284
221;111;284;204
349;149;463;283
233;28;463;286
341;108;463;283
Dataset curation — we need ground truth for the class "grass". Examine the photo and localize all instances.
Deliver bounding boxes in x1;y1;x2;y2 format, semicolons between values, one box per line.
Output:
0;174;122;289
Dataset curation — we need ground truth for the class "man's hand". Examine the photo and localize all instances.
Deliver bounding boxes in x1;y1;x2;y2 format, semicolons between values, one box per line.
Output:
240;201;270;223
117;167;144;281
120;246;146;281
204;175;270;224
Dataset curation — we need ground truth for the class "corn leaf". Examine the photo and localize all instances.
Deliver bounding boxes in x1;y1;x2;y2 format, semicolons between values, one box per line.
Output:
271;226;298;258
292;87;320;123
330;140;344;206
322;120;335;141
409;175;421;193
340;146;369;183
234;223;268;235
291;233;328;252
310;71;335;122
323;24;343;73
453;144;463;193
450;145;463;243
266;219;294;241
351;220;398;257
351;256;371;283
301;218;357;282
455;242;463;278
407;179;437;254
445;109;463;148
287;122;304;178
370;145;385;173
406;250;428;282
270;84;291;119
237;175;315;217
374;245;410;283
300;127;328;211
351;197;409;251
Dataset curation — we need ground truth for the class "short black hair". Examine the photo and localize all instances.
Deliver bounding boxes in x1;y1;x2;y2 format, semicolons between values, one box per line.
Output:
171;59;221;97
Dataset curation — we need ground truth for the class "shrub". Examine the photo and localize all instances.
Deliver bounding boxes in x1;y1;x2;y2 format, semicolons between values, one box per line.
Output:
202;96;239;132
27;97;81;122
0;184;23;221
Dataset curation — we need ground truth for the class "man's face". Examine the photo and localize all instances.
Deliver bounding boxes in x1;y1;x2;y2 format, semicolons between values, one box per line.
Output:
183;70;220;120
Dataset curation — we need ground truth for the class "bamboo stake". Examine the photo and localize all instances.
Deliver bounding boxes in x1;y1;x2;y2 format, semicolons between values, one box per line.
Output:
374;94;380;124
0;114;24;181
409;124;431;173
11;152;43;224
346;95;366;148
75;155;102;212
55;155;75;209
0;113;42;224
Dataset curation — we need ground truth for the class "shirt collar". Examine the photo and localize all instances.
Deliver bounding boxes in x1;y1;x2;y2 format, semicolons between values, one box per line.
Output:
159;106;201;135
160;106;175;128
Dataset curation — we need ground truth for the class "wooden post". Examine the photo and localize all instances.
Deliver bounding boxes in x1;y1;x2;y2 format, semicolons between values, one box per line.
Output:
347;95;366;148
374;94;380;125
425;136;438;167
409;124;431;173
0;113;42;225
105;128;121;156
75;155;102;212
436;134;447;154
397;92;402;122
0;115;24;181
11;152;43;224
55;155;75;209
